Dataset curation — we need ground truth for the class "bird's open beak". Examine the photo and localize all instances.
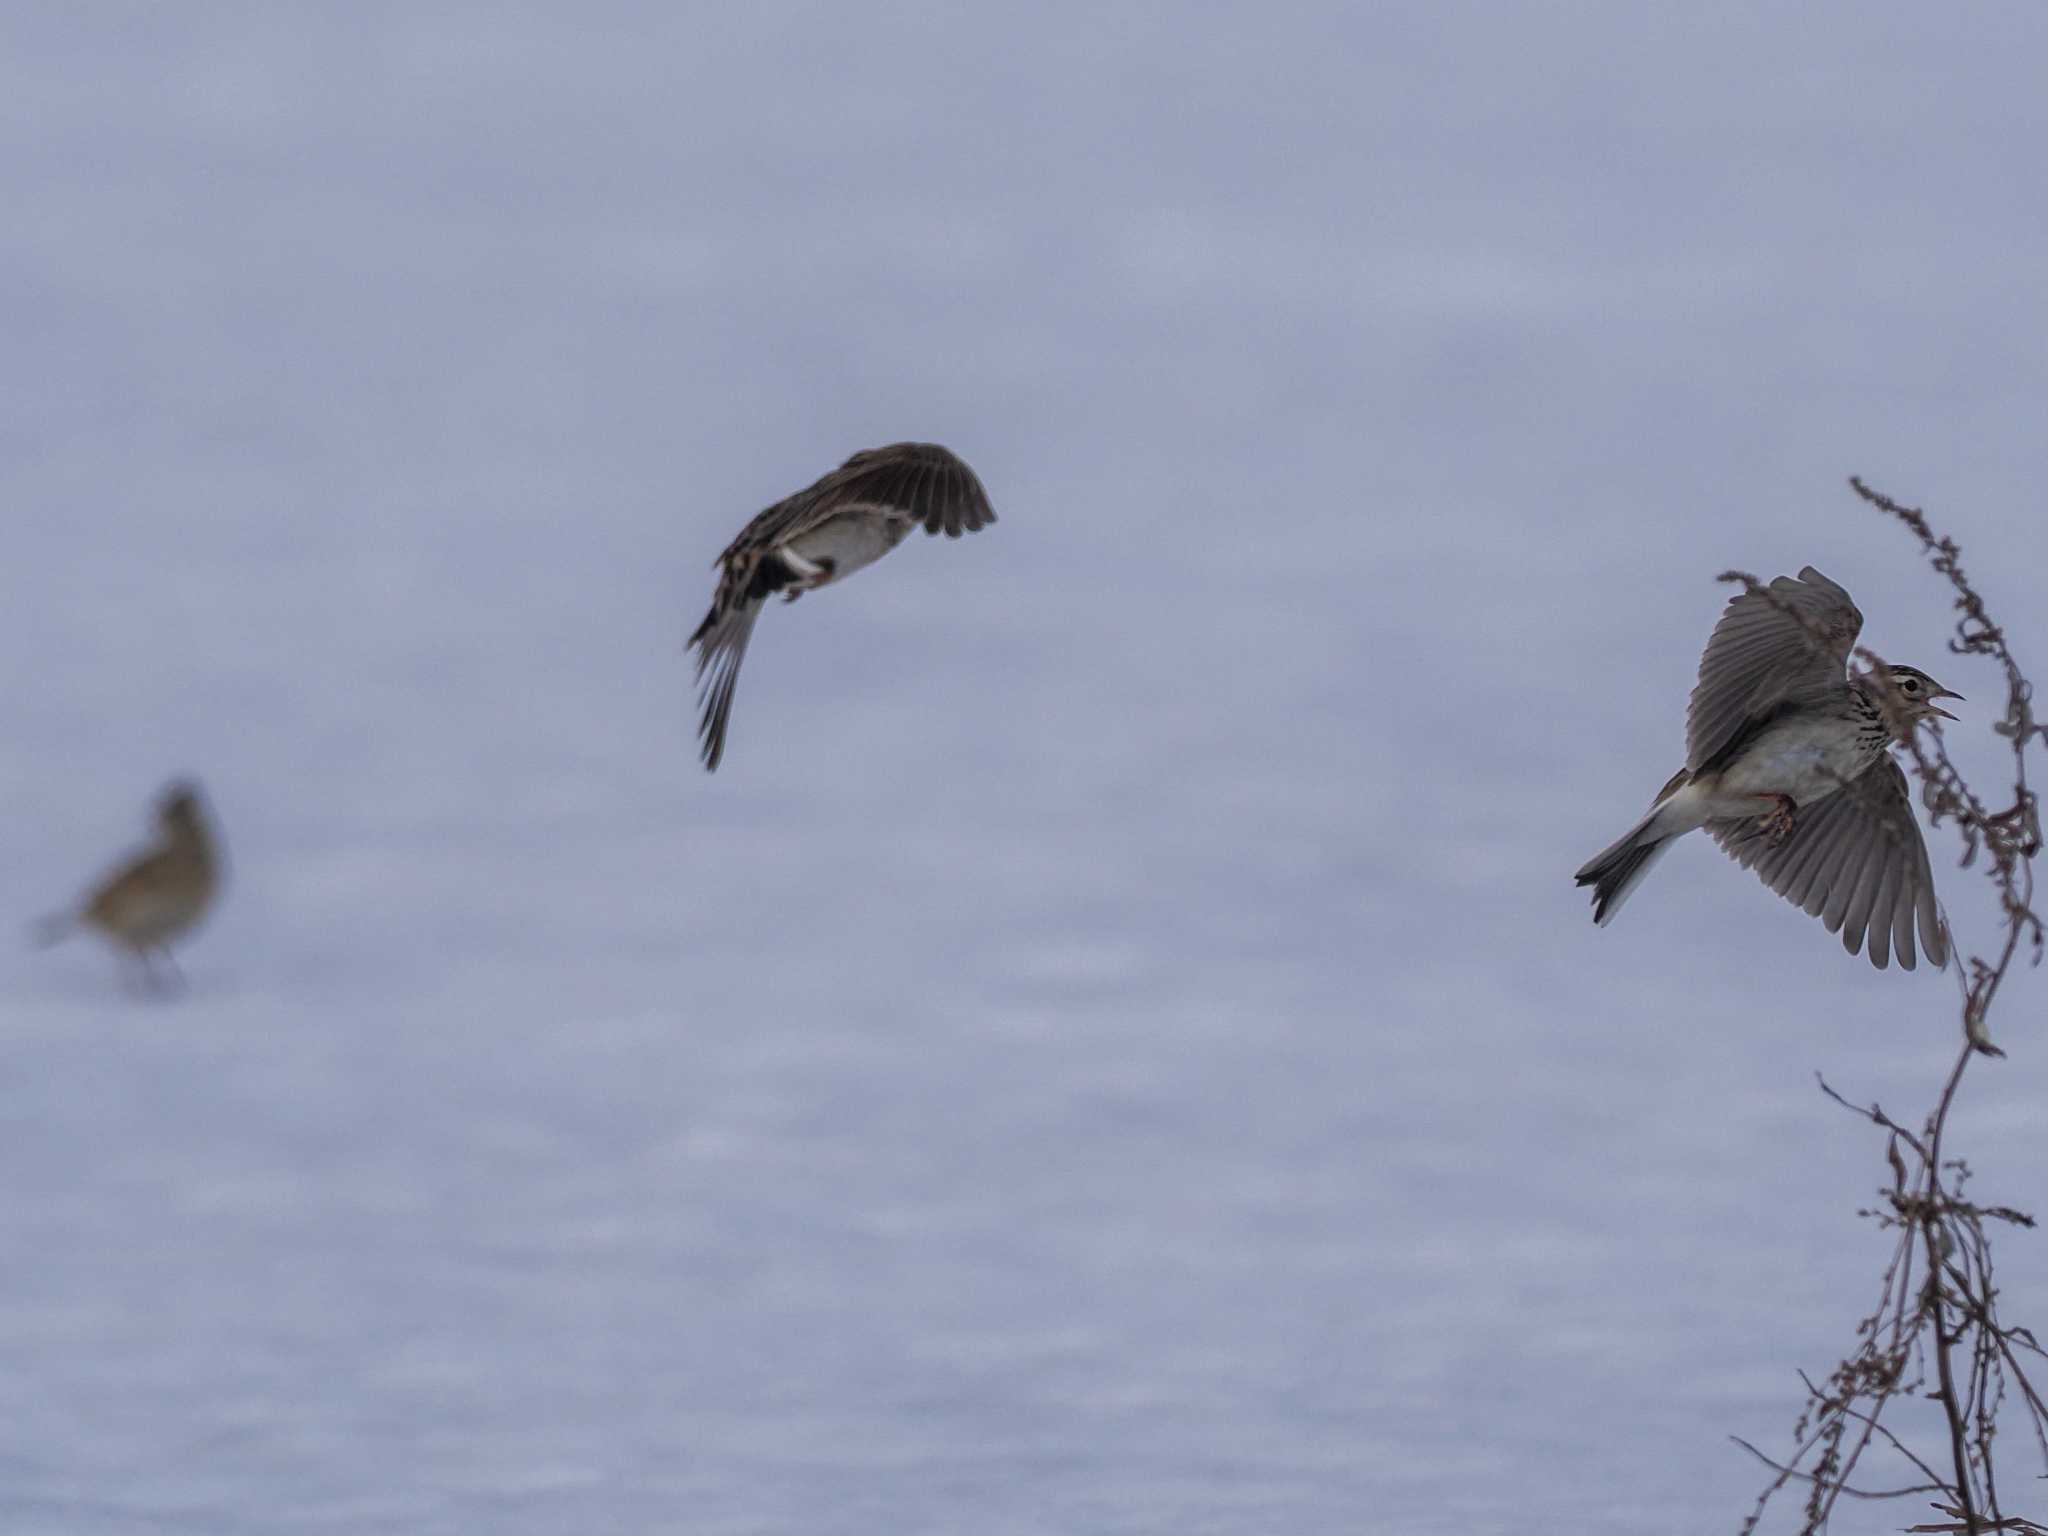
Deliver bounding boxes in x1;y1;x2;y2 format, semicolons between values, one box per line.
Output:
1931;686;1963;722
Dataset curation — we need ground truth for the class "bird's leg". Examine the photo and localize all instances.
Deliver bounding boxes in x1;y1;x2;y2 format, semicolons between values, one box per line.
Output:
1755;794;1798;848
776;549;833;602
126;946;181;998
153;947;186;997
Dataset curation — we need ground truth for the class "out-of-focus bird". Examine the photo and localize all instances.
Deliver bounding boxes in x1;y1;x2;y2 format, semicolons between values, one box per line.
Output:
1575;566;1959;970
34;779;223;994
688;441;996;770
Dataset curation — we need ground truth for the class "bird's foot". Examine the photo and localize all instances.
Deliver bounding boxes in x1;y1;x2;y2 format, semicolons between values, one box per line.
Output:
778;560;836;603
1758;794;1797;848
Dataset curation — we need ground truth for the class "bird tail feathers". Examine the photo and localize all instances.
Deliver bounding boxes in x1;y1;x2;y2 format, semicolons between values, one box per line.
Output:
1575;770;1696;926
1574;824;1676;926
29;910;75;948
689;598;762;773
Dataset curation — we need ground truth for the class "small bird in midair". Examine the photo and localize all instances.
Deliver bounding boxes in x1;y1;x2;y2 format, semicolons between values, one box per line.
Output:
34;779;223;994
1575;566;1959;970
688;442;997;770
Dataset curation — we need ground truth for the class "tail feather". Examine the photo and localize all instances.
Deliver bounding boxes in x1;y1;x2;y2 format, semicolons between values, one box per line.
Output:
1576;768;1699;926
1574;826;1675;926
689;599;762;772
687;545;809;772
29;910;75;948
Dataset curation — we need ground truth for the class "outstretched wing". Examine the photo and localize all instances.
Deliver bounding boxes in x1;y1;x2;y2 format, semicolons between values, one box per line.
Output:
716;442;996;561
687;443;995;772
1687;566;1863;774
794;441;995;539
1706;756;1948;971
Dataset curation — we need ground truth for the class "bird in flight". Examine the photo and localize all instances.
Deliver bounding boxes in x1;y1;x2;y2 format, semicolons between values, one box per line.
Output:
34;779;224;994
1575;566;1958;970
688;441;996;770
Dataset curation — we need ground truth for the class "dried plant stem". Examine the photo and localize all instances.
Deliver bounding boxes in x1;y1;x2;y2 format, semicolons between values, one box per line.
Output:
1736;482;2047;1535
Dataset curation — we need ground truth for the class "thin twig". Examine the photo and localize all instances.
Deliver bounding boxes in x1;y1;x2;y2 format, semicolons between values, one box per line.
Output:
1739;483;2045;1534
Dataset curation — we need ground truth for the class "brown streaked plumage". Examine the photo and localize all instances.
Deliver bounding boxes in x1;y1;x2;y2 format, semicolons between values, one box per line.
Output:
688;442;997;770
36;779;223;994
1574;566;1958;971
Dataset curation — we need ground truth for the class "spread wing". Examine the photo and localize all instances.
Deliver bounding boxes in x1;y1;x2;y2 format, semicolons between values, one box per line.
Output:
1687;566;1863;774
687;444;994;772
1706;756;1949;971
715;442;996;561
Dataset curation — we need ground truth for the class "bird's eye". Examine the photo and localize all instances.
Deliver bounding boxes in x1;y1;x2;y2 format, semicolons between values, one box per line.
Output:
1901;678;1920;692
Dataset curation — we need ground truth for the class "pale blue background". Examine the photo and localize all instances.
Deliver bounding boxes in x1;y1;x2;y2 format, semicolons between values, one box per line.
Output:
5;6;2046;1532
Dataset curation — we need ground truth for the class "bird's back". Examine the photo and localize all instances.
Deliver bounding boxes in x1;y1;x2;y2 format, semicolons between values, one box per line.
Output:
84;824;218;949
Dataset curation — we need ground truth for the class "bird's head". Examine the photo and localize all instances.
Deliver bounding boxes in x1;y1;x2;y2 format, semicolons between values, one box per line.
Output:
1882;665;1963;723
156;779;206;828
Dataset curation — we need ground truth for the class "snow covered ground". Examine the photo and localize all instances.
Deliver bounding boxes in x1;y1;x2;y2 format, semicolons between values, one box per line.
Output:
4;6;2047;1531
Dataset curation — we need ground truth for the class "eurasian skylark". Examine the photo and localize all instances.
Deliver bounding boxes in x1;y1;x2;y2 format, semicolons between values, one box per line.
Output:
35;779;223;993
1575;566;1958;970
688;441;996;770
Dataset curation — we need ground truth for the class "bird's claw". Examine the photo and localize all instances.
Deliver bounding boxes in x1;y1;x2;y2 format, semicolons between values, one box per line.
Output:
1759;795;1797;848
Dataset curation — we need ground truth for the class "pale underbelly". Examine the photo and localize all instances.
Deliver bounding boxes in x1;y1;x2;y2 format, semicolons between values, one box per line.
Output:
784;513;909;584
1710;724;1878;810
